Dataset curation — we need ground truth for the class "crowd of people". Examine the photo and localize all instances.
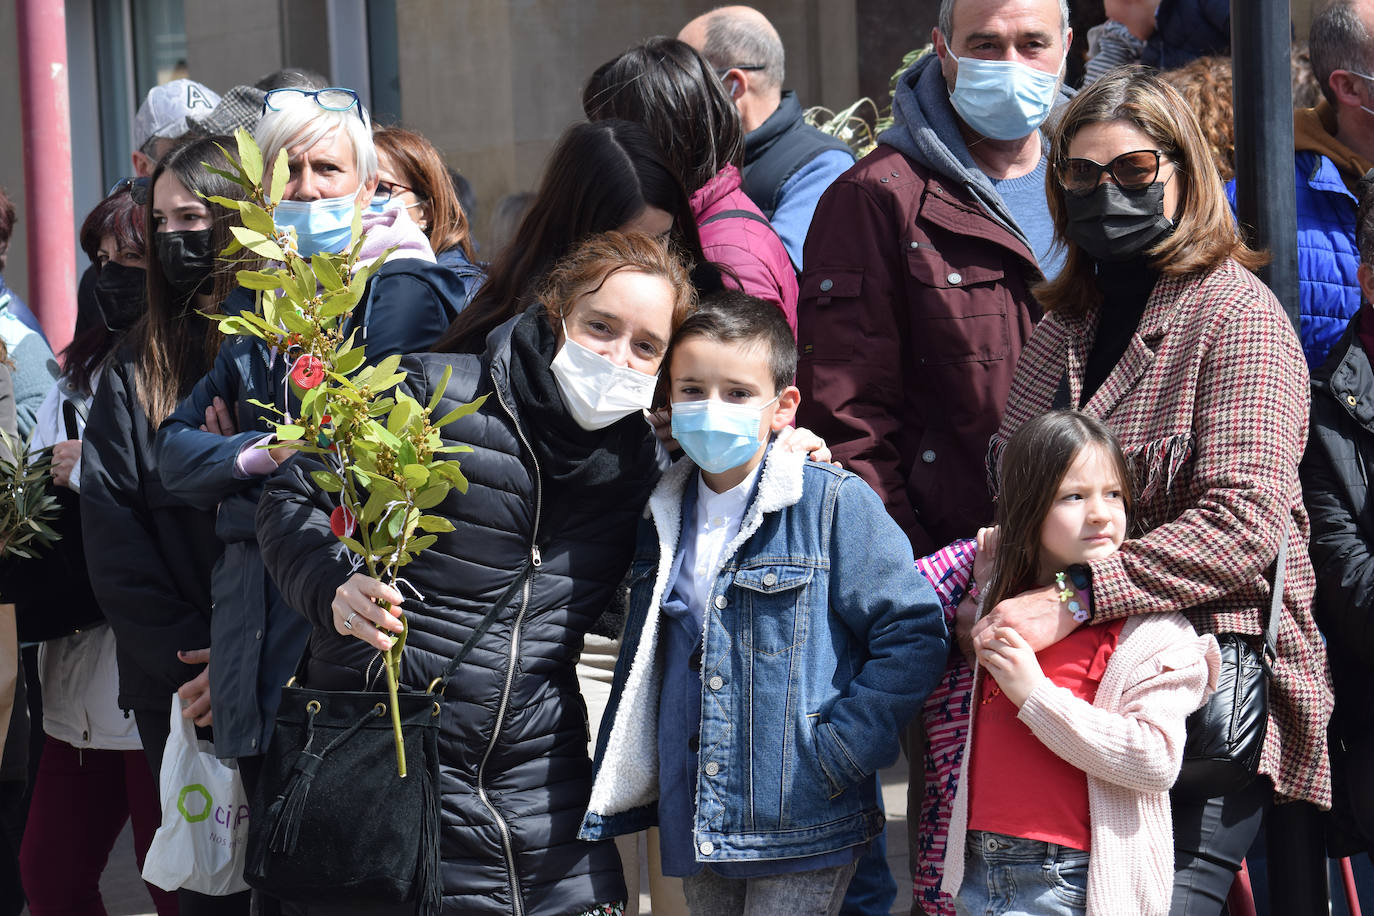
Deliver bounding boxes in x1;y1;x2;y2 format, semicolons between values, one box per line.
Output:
0;0;1370;914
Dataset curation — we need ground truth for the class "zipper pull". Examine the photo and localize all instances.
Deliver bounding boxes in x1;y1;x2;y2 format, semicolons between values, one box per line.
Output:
531;545;542;568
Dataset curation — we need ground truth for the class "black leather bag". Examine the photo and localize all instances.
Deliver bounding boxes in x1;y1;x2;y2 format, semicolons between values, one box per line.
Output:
1173;530;1286;803
244;558;533;912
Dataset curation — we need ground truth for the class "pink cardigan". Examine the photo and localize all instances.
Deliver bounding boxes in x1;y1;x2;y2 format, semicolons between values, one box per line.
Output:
941;612;1220;916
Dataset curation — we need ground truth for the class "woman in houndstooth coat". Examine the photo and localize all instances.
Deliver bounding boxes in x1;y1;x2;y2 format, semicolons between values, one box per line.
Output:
977;69;1332;914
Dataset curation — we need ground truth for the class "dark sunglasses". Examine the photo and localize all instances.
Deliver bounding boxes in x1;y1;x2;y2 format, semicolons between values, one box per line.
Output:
1057;149;1167;197
261;87;365;123
107;176;151;206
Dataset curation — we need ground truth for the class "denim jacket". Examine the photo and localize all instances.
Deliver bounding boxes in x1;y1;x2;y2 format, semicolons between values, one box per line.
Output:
579;444;948;862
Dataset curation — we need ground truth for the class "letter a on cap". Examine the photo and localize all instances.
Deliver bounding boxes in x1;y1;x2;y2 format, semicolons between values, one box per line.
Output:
186;83;215;111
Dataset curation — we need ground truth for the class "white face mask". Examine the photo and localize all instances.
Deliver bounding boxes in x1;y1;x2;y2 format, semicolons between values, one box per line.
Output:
549;324;658;430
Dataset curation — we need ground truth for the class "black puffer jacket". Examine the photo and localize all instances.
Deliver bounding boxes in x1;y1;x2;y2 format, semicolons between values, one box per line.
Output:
1301;320;1374;849
80;347;218;713
256;311;656;915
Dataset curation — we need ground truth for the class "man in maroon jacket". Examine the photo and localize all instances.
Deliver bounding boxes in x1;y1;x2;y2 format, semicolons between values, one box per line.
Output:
795;1;1071;910
797;0;1071;558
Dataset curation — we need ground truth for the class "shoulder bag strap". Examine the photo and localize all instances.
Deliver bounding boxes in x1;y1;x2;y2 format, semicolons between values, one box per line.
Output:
1263;523;1289;663
701;208;774;229
431;554;534;694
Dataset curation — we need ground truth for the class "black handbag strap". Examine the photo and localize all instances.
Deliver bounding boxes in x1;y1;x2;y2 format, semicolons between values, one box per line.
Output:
1263;525;1289;662
429;555;534;695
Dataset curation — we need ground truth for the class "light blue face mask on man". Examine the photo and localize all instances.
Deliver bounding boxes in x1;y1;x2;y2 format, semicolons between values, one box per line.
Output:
670;396;778;475
275;188;359;257
948;56;1061;141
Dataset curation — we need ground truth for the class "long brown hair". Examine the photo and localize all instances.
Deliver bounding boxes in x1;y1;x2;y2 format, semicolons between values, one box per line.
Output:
1036;67;1266;317
372;126;475;262
983;411;1133;612
131;136;248;426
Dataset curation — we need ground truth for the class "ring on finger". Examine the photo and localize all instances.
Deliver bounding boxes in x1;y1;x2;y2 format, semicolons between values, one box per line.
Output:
343;610;359;630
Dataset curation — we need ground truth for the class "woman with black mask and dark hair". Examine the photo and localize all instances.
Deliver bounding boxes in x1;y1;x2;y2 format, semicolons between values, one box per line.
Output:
583;38;798;331
435;118;715;355
81;136;252;915
11;180;187;915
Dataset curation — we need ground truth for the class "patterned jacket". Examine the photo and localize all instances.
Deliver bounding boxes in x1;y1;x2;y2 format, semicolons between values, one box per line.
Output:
990;257;1334;806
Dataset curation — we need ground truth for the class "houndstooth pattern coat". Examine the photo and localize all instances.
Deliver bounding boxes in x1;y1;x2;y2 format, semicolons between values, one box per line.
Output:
990;257;1334;807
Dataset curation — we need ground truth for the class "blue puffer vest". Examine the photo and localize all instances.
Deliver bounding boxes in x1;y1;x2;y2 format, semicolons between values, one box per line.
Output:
1229;151;1360;370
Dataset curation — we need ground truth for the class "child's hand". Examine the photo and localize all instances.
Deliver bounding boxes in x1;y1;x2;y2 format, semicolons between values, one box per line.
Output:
976;625;1045;708
972;525;999;587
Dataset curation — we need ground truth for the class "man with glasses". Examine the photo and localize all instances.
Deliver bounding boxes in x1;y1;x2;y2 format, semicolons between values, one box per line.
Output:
1252;0;1374;369
679;6;853;269
794;1;1070;910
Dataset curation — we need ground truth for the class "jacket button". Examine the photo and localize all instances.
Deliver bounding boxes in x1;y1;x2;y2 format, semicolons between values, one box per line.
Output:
688;735;699;752
922;450;937;463
947;272;962;285
714;595;728;609
250;738;258;748
1348;394;1358;407
704;761;720;776
909;241;920;249
255;629;263;640
762;572;777;586
700;841;715;856
709;675;724;691
880;177;889;183
819;278;833;292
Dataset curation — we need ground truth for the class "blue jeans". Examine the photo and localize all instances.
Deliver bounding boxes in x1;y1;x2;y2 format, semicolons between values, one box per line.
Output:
682;862;858;916
954;831;1088;916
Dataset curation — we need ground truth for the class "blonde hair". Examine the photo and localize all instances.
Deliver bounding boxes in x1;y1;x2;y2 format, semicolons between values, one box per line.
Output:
1037;67;1266;317
254;96;378;190
1160;56;1235;183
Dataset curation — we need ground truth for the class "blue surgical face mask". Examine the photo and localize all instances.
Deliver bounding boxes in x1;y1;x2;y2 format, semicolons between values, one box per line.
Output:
275;187;360;257
670;396;778;474
367;197;424;217
948;56;1061;141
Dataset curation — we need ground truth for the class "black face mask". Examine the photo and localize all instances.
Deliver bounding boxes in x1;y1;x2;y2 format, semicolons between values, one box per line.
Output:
157;229;215;296
1063;180;1174;263
92;261;147;331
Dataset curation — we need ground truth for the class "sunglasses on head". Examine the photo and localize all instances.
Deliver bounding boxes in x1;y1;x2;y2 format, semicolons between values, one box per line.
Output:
107;176;151;206
1057;149;1168;197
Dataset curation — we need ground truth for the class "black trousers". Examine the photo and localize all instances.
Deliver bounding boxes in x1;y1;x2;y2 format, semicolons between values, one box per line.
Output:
1169;776;1272;915
134;706;252;916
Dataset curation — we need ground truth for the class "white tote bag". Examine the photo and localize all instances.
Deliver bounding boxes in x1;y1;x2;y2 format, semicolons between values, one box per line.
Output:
141;695;251;895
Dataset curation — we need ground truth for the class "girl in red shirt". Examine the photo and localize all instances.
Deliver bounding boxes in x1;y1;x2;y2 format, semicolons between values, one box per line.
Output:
943;410;1219;916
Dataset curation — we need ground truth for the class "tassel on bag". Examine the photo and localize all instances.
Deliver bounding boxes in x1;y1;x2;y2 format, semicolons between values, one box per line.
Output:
417;754;443;916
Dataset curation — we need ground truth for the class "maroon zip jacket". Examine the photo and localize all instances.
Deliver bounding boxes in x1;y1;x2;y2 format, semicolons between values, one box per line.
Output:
796;145;1042;555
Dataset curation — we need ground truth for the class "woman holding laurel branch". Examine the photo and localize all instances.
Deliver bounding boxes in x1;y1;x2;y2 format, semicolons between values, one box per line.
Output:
259;229;815;916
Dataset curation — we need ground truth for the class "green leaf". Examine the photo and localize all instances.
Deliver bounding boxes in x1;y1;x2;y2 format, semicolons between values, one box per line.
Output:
405;534;437;553
275;424;306;441
401;463;428;487
412;485;449;509
312;253;343;291
235;127;264;185
426;364;454;413
416;514;454;533
386;398;414;436
239;201;275;235
338;535;368;557
333;345;367;376
278;309;313;335
269;148;289;204
386;505;407;538
311;470;344;492
434;393;488;429
204;195;244;211
203;164;248;186
230;226;286;261
235;269;285;291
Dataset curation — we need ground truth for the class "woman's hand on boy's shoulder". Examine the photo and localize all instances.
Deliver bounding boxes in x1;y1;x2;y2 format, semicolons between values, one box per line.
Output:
776;426;836;466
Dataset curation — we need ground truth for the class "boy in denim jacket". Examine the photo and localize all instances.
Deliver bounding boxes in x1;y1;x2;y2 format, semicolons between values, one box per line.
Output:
580;293;948;915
